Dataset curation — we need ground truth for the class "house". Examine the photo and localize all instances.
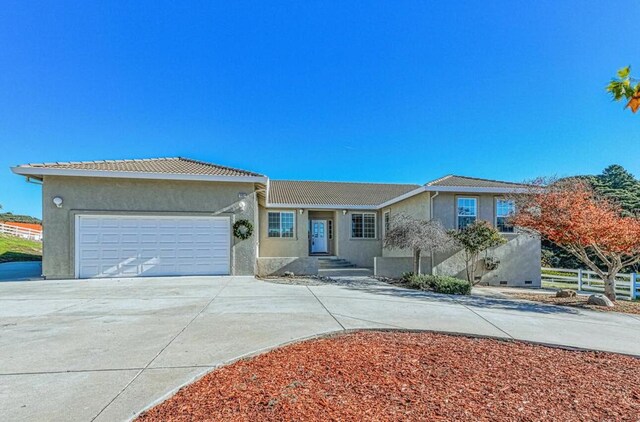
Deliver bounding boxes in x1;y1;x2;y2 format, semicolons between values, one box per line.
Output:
11;157;540;286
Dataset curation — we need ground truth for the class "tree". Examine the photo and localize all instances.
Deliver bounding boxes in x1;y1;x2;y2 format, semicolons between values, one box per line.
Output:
450;221;506;284
590;165;640;216
512;178;640;302
383;213;455;275
606;66;640;113
542;165;640;270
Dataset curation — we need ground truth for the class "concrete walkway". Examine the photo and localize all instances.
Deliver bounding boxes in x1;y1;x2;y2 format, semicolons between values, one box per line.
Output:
1;276;639;422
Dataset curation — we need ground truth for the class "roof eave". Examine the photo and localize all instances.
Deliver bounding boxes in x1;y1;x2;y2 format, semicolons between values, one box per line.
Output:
10;166;268;184
265;202;378;210
424;186;528;194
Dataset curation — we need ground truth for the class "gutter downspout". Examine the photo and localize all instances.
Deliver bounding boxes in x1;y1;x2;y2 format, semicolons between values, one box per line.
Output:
429;191;439;275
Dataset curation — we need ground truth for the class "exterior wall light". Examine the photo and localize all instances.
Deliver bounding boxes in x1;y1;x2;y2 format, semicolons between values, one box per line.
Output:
299;209;304;215
238;200;246;212
52;196;63;208
342;209;348;215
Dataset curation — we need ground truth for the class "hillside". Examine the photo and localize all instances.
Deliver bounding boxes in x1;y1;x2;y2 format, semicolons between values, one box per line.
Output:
0;234;42;263
0;212;42;224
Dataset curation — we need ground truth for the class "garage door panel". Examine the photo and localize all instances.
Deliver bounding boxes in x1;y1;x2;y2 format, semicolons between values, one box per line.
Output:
77;215;230;278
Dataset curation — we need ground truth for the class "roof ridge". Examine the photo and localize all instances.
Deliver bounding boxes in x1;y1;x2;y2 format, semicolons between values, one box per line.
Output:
444;174;525;186
425;174;453;186
23;157;180;167
177;157;265;177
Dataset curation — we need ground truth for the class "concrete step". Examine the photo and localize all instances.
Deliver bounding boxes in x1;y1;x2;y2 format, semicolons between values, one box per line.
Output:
316;256;358;269
318;262;356;268
318;268;374;277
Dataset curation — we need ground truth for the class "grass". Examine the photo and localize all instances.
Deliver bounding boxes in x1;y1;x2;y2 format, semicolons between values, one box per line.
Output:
542;280;579;289
0;234;42;263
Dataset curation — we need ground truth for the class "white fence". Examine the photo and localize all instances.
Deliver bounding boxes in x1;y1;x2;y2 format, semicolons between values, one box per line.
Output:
542;267;639;300
0;223;42;241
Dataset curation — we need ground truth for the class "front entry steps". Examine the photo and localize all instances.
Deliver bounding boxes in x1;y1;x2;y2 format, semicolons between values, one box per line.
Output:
316;257;373;277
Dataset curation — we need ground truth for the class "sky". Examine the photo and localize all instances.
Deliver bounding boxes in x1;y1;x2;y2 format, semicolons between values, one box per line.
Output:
1;1;640;218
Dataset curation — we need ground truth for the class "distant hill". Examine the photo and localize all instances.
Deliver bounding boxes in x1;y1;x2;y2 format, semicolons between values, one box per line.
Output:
0;212;42;224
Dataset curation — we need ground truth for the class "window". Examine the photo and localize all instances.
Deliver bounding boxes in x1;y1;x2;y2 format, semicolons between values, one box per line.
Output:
457;197;477;230
496;199;515;233
328;220;333;239
267;212;294;238
384;211;390;236
351;213;376;238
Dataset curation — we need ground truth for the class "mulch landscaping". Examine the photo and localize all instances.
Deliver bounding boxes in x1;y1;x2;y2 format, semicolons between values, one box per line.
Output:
137;331;640;421
506;292;640;316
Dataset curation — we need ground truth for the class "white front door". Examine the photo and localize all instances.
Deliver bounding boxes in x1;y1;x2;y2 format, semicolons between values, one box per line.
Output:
311;220;328;254
75;215;231;278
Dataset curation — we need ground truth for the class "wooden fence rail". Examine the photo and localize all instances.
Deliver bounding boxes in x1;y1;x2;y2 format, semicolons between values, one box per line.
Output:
542;267;639;300
0;223;42;241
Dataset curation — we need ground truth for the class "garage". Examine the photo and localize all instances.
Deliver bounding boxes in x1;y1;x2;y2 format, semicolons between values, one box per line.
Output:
75;215;231;278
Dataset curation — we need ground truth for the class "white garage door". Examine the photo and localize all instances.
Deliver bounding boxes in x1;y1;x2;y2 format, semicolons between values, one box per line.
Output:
75;215;230;278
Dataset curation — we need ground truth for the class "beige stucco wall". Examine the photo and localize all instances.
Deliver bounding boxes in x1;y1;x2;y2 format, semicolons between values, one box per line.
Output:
42;176;258;279
431;192;541;286
374;190;541;285
335;210;382;268
431;192;498;229
257;207;382;268
381;192;430;258
433;233;541;287
258;207;309;257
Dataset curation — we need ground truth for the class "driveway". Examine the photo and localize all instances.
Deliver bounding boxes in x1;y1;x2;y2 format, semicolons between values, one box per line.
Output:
0;261;42;281
1;276;639;422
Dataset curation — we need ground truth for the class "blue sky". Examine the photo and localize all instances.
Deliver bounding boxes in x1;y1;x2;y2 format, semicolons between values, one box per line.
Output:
1;1;639;218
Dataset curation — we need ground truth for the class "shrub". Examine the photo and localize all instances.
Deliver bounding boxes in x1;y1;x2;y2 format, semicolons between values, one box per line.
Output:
428;275;472;295
402;273;471;295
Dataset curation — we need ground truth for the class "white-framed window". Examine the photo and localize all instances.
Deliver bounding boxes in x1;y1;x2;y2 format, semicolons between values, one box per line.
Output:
383;211;390;236
496;199;515;233
457;197;477;230
351;212;376;239
268;211;295;238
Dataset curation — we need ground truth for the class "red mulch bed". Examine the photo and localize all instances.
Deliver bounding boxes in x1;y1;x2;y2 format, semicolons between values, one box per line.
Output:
137;331;640;421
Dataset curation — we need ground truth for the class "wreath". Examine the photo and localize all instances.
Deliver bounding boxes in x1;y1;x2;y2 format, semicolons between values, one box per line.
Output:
233;219;254;240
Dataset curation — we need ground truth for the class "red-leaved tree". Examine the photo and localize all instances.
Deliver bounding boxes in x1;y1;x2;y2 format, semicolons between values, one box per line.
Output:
511;178;640;301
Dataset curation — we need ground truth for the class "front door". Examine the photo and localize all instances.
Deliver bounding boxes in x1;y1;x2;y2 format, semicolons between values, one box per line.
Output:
311;220;328;254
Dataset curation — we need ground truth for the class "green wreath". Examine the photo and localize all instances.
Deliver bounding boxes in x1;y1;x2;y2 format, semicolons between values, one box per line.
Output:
233;219;254;240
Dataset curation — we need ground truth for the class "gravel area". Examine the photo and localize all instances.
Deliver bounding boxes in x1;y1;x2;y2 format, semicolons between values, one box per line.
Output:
506;293;640;315
137;331;640;421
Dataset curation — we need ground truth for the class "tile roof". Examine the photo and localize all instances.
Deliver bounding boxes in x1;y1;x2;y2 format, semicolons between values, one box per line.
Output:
268;180;421;207
17;157;265;178
426;175;527;189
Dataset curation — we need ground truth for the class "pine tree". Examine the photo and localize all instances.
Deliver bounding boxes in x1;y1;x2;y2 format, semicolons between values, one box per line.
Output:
591;165;640;216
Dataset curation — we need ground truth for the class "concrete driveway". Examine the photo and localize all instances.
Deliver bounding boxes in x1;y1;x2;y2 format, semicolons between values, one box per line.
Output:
1;276;640;422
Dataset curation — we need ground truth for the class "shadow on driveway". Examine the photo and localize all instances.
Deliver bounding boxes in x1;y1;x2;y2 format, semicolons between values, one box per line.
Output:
0;261;43;282
324;277;581;316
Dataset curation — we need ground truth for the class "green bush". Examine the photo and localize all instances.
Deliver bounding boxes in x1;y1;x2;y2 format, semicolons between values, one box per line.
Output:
402;273;471;295
428;275;472;295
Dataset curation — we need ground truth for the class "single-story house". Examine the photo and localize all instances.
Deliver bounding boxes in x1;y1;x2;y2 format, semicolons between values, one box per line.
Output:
11;157;540;286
